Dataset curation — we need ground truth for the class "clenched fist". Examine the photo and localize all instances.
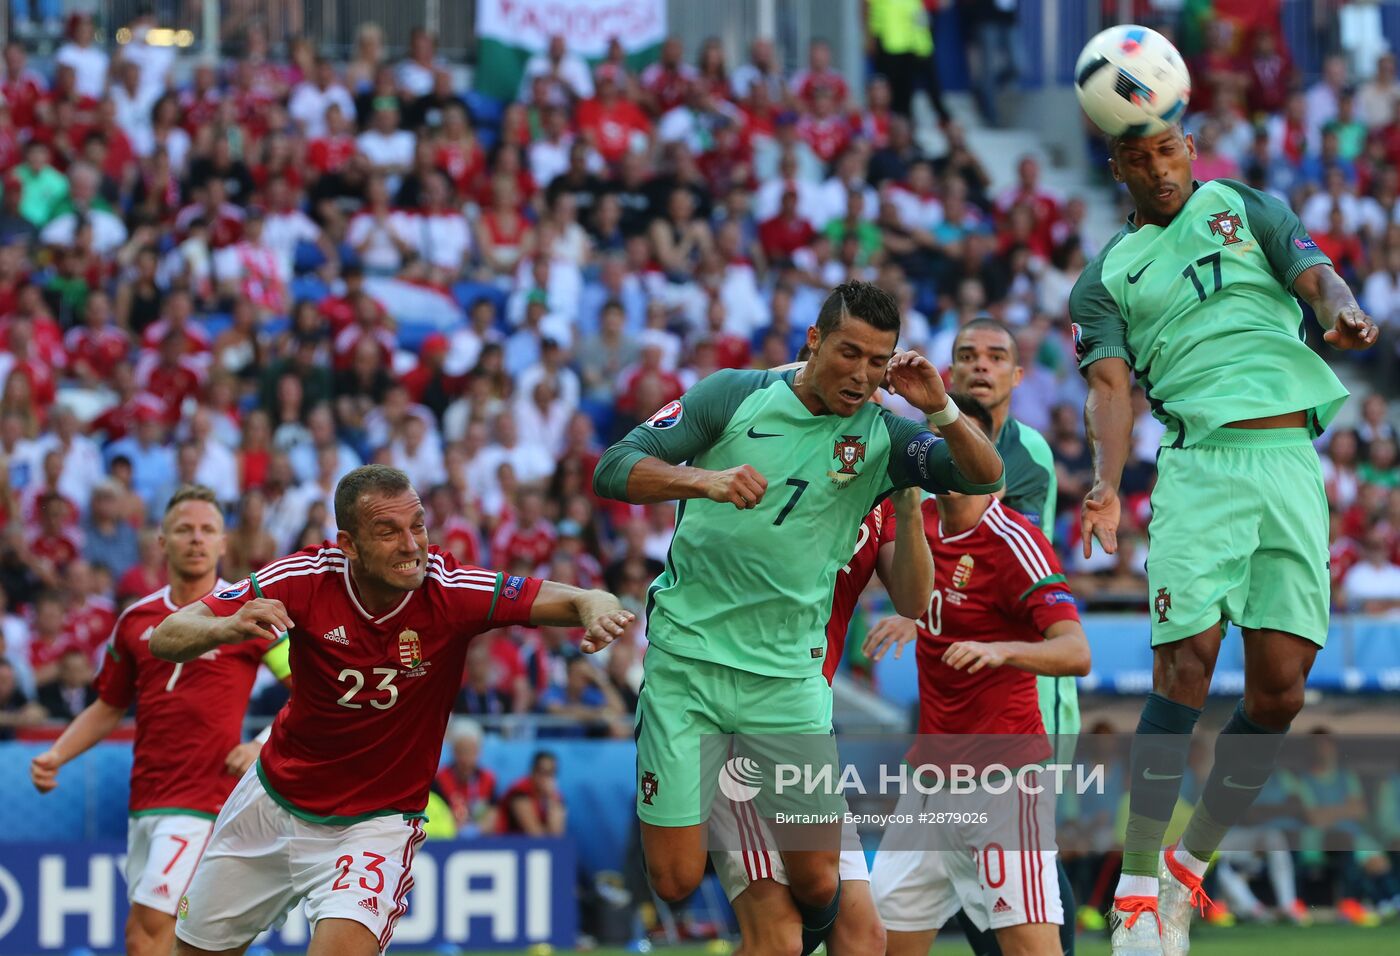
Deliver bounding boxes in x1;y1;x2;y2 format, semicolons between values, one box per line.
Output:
706;464;768;511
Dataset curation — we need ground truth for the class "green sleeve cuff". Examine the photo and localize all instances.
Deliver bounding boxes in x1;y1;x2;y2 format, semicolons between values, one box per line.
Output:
1019;573;1069;602
1077;345;1133;372
953;465;1005;496
592;447;650;500
1284;255;1332;302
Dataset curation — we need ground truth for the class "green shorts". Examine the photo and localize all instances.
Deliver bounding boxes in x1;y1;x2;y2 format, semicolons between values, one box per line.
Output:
634;643;839;827
1147;427;1330;647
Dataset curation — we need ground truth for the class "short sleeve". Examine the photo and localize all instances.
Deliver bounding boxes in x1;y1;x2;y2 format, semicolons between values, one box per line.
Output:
429;548;542;630
1230;179;1332;289
593;368;774;500
1070;246;1131;373
1021;578;1081;634
93;625;135;710
202;547;327;625
880;409;1004;496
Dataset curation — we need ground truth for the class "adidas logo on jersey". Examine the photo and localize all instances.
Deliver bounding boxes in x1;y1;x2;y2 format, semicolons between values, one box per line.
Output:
323;626;349;645
153;883;169;897
359;897;379;915
992;897;1012;914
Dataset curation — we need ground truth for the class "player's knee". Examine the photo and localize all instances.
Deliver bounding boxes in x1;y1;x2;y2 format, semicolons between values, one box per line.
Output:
741;921;804;956
1244;684;1305;729
788;869;841;909
648;865;703;903
1157;642;1213;699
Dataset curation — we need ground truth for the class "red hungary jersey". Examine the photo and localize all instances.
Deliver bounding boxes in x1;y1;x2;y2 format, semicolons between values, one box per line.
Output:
94;583;283;816
203;544;541;823
914;498;1079;737
823;498;896;684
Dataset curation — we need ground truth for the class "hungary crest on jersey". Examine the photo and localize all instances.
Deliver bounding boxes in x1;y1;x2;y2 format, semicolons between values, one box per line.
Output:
397;629;422;669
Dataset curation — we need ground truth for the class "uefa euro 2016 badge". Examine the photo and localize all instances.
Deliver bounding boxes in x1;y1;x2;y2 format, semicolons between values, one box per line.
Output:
397;629;424;674
828;435;866;487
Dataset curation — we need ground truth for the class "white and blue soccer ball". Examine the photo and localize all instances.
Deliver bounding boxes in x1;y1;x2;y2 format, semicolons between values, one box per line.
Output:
1074;25;1191;137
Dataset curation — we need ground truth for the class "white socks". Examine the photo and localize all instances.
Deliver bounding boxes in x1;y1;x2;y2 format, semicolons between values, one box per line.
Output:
1116;874;1160;899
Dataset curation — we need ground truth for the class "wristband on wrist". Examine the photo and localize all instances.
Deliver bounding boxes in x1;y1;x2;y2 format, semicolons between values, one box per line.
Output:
927;401;960;428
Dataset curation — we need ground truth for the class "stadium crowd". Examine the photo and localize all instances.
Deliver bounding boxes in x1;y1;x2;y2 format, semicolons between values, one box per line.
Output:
0;1;1394;923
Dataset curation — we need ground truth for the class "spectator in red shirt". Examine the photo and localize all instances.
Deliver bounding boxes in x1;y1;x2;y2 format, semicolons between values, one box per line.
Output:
797;85;852;163
64;289;128;386
26;590;76;689
640;37;698;117
135;329;206;423
434;726;499;834
1244;27;1292;116
491;490;557;571
577;69;652;166
2;328;56;417
498;750;567;835
790;38;849;110
27;493;81;573
2;41;45;132
759;187;817;262
1314;205;1365;283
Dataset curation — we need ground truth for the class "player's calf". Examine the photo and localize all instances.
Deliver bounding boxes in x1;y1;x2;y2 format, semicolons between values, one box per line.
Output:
124;903;175;956
991;921;1061;956
825;880;886;956
732;878;805;956
641;821;709;902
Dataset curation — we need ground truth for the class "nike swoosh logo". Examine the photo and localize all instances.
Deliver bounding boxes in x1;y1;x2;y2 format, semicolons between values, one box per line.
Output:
1127;261;1154;284
1222;776;1264;790
747;427;783;439
1142;770;1183;781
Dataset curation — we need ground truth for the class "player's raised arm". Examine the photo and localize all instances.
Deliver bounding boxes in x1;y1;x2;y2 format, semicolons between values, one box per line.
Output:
885;351;1003;488
528;581;636;653
874;488;934;619
594;368;772;509
151;598;293;663
1071;250;1134;558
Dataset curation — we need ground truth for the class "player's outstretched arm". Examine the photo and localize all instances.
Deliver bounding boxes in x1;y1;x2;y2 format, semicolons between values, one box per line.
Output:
942;619;1091;677
30;699;126;793
529;581;636;653
1294;263;1380;350
885;350;1003;487
150;599;294;663
875;488;935;619
611;456;770;510
1081;356;1132;558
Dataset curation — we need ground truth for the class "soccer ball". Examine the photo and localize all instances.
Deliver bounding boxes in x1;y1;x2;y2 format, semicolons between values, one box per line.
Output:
1074;25;1191;137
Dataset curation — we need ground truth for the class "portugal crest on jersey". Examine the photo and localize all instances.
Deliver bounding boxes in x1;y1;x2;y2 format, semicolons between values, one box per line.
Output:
832;435;866;475
1207;210;1243;245
397;629;422;669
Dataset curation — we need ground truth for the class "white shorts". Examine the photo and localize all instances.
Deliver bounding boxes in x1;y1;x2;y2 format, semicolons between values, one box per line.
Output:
870;778;1062;932
126;813;215;915
174;767;427;953
709;796;869;903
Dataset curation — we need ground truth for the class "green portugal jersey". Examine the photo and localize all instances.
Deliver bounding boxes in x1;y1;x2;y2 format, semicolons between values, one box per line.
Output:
1070;179;1348;447
594;367;1004;679
996;417;1056;540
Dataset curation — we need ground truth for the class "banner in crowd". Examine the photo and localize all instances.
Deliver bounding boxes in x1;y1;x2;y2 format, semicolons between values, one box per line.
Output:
474;0;667;101
0;838;575;952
